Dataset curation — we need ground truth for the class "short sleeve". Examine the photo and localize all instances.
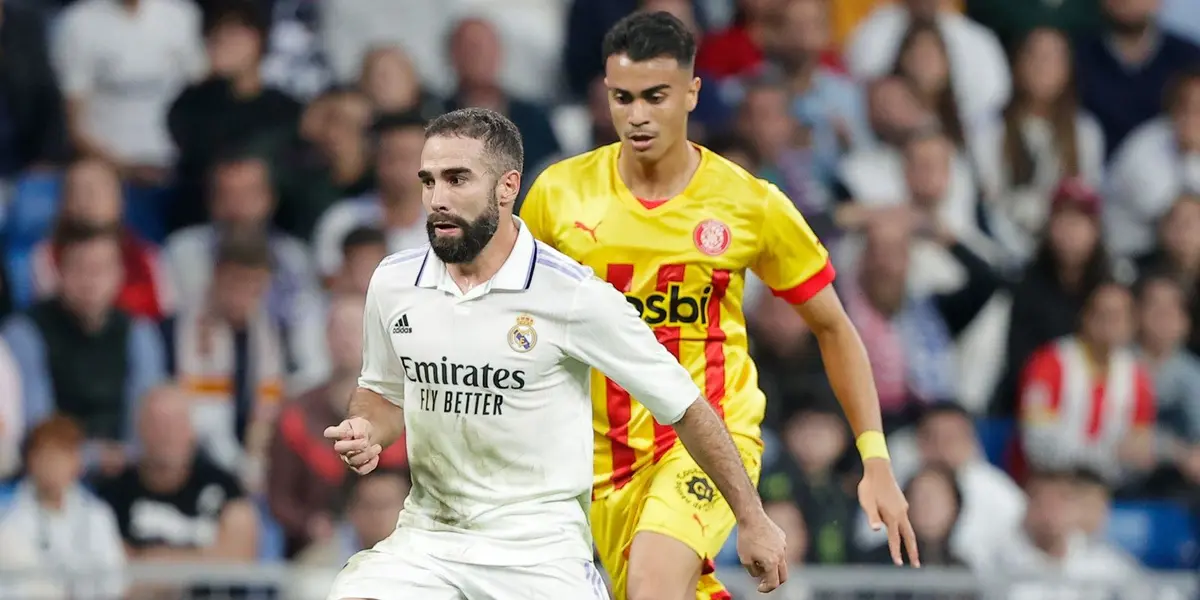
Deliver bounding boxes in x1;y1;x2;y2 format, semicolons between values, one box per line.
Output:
563;277;700;425
358;270;407;407
518;172;555;247
52;9;96;96
751;184;836;304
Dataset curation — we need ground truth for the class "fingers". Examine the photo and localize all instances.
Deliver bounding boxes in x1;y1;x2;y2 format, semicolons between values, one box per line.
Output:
900;515;921;568
343;444;382;468
776;560;788;586
860;494;883;531
885;514;903;566
743;560;764;578
322;424;348;440
351;455;379;475
324;419;368;440
756;560;782;593
333;437;371;454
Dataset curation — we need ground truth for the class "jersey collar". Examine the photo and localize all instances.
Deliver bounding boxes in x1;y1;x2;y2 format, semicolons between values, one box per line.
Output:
414;216;538;294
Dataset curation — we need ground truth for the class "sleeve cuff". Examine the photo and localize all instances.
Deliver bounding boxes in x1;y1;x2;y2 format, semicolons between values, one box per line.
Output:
770;260;836;305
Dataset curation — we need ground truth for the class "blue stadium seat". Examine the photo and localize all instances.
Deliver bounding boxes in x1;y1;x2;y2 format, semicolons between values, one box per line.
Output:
255;496;286;562
4;172;62;252
5;247;36;309
122;184;173;244
1107;501;1199;569
974;418;1016;468
0;481;16;509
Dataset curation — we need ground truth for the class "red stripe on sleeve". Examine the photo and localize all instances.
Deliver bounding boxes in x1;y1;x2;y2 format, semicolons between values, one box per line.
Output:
771;259;836;305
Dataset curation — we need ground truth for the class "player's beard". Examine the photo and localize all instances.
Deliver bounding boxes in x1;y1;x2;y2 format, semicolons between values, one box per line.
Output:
426;187;501;264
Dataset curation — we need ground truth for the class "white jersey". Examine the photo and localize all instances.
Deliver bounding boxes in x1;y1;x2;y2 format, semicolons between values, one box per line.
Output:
359;218;700;567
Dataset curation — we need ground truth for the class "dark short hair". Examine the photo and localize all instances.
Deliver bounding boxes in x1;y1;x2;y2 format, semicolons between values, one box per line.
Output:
425;107;524;175
918;401;973;426
1071;467;1109;491
341;225;387;255
203;0;268;39
602;11;696;67
373;111;426;138
705;133;760;165
55;221;121;253
215;225;272;270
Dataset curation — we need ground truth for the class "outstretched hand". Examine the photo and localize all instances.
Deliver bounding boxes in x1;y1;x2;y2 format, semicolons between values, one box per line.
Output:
736;511;789;593
324;417;382;475
858;459;920;567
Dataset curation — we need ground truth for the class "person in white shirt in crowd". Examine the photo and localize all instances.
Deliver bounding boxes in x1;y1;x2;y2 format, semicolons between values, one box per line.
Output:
1106;68;1200;258
313;112;429;282
330;227;390;296
846;0;1010;121
970;28;1107;264
164;226;328;487
985;469;1142;600
0;339;22;479
164;154;323;334
323;107;787;599
357;46;448;121
860;403;1026;570
891;21;971;148
0;416;126;600
52;0;206;182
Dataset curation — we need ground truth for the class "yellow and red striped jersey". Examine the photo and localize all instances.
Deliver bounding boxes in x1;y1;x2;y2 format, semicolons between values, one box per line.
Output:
521;143;835;497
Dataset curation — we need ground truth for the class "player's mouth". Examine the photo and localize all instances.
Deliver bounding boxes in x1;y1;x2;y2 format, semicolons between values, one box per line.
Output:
627;132;656;152
432;222;463;236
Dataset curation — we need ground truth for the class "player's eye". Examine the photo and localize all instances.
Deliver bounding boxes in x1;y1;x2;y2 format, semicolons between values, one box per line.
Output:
613;92;633;104
647;94;666;104
448;175;465;185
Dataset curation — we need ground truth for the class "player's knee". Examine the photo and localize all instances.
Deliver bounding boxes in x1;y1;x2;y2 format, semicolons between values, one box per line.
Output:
626;532;703;600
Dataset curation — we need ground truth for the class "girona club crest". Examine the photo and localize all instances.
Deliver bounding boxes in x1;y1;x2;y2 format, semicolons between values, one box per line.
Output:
692;219;731;256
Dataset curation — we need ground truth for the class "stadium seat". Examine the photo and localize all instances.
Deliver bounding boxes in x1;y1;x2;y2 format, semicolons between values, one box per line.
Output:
5;247;36;309
255;496;286;563
1107;501;1199;569
122;184;173;244
4;172;62;252
974;418;1015;468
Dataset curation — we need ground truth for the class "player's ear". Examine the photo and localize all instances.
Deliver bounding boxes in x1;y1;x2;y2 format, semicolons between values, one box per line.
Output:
686;76;701;112
497;169;521;209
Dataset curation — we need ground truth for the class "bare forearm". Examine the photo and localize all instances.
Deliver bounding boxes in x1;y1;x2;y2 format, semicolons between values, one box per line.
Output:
347;387;405;447
813;322;883;436
673;399;762;523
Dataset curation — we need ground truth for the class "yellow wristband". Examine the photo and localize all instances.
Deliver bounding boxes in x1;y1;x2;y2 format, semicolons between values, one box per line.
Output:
856;431;890;462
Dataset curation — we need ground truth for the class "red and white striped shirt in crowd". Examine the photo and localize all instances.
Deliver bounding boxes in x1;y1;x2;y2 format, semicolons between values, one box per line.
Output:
1017;336;1155;482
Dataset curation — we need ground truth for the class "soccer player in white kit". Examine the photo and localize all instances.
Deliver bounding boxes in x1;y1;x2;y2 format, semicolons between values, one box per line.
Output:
322;107;789;600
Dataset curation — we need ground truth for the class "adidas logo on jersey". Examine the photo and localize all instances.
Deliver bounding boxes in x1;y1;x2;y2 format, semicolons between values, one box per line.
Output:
392;314;412;334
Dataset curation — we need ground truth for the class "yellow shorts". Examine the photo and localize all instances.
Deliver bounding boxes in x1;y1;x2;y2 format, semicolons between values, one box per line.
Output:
590;434;763;600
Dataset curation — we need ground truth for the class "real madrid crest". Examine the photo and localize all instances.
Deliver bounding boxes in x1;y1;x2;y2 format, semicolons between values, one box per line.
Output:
507;314;537;353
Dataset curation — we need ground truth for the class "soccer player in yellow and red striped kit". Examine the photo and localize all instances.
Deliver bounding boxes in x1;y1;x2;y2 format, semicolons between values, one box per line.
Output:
521;11;920;600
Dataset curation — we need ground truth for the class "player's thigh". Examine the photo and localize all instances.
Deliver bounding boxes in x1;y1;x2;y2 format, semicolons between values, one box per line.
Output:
463;559;611;600
627;438;763;597
590;476;654;595
327;540;464;600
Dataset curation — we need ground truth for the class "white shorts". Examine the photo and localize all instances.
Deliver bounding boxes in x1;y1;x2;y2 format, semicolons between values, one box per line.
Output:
326;531;610;600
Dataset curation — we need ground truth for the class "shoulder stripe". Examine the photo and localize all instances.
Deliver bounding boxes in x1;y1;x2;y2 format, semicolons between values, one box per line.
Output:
536;256;589;281
379;246;428;267
534;242;591;275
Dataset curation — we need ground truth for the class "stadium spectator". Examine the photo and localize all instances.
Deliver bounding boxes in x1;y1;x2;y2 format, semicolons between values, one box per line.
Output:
0;339;20;478
761;0;871;181
272;87;375;239
1076;0;1200;157
168;0;302;231
164;226;327;485
1133;274;1200;497
841;210;999;421
258;0;332;100
695;0;780;81
163;154;322;330
1;225;165;473
891;22;968;147
312;112;427;279
966;0;1103;50
846;0;1010;120
30;158;170;320
995;179;1113;416
864;463;967;568
985;470;1142;598
0;416;126;599
1074;468;1115;539
734;77;825;208
52;0;206;178
1017;281;1157;484
330;227;388;295
446;17;561;173
287;469;412;600
356;46;446;120
970;28;1106;264
97;385;259;599
267;293;406;558
1106;69;1200;258
0;0;67;175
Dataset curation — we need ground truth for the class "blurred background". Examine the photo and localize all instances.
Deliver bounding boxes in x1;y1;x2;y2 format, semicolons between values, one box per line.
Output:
0;0;1198;597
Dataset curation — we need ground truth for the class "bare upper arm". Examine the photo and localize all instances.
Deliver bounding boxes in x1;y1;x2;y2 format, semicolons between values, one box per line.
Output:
215;498;259;560
792;285;851;336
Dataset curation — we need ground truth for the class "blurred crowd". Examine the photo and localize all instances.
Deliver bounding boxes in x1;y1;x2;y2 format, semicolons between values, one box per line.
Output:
0;0;1198;598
